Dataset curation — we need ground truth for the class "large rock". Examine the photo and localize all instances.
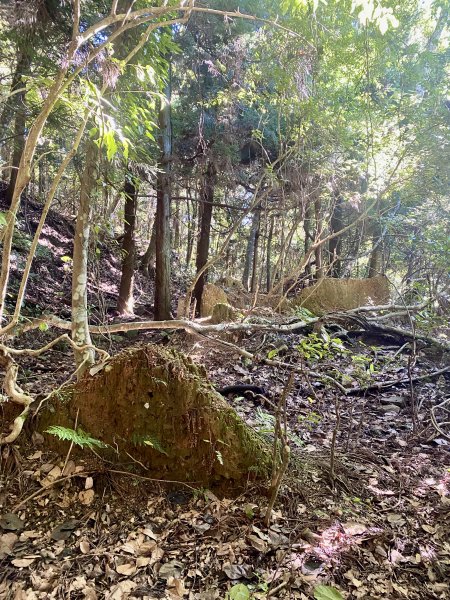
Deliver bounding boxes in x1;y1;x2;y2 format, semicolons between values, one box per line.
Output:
38;345;271;487
290;276;390;314
200;284;228;317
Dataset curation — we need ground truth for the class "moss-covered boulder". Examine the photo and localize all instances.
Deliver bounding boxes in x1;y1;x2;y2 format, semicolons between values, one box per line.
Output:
210;302;240;324
200;284;228;317
39;345;271;487
290;276;390;315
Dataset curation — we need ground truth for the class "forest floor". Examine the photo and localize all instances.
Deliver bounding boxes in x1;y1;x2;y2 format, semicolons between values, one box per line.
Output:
1;190;449;599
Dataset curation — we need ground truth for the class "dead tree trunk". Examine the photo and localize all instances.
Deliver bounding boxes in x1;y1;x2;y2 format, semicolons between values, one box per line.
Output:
117;170;139;314
193;161;216;314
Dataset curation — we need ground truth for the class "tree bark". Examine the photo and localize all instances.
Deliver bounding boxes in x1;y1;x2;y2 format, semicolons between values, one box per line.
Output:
314;196;323;280
266;214;274;291
5;51;31;208
250;207;261;293
154;79;172;321
242;207;260;291
329;193;343;277
193;161;216;313
72;140;97;376
185;190;196;269
304;201;314;277
367;217;383;278
117;170;139;314
141;219;157;278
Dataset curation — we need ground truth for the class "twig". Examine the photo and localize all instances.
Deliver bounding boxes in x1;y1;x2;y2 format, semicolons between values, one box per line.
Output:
264;373;294;528
329;397;341;490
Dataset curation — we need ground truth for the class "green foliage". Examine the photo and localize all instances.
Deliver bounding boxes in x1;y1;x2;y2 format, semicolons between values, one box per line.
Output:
314;585;344;600
45;426;108;449
297;331;347;362
227;584;251;600
0;212;7;226
131;433;168;456
255;407;304;447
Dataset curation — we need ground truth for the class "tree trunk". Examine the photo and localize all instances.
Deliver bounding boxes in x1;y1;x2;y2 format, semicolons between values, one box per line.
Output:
314;196;323;280
242;207;260;291
328;193;343;277
5;51;31;208
250;208;261;293
72;140;97;376
141;219;157;278
304;201;314;277
266;215;274;291
154;80;172;321
193;161;216;314
367;218;383;278
185;191;196;269
117;170;139;314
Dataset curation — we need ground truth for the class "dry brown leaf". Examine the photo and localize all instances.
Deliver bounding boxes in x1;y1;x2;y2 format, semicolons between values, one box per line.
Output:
79;489;95;505
0;532;17;558
116;562;137;576
11;557;36;568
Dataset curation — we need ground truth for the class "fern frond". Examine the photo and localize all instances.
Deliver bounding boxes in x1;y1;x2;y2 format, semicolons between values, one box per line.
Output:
45;426;108;449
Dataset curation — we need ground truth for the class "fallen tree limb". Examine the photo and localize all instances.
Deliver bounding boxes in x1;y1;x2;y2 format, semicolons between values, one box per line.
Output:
346;365;450;396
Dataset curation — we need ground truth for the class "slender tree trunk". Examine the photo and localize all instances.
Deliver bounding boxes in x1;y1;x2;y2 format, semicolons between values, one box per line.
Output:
5;52;31;208
173;193;181;250
141;219;157;278
117;170;139;314
72;140;97;376
329;193;343;277
250;208;261;293
242;207;260;291
314;196;323;280
367;218;383;277
193;161;216;313
185;191;196;269
154;79;172;321
266;214;274;291
304;201;314;277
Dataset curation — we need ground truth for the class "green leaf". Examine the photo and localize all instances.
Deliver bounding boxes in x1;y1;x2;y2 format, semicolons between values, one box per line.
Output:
228;583;250;600
60;255;72;263
45;426;108;449
103;129;118;161
0;212;7;226
314;585;344;600
38;322;49;332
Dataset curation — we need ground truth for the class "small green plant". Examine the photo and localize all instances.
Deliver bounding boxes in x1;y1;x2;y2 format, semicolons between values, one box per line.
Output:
131;433;168;455
293;306;316;321
314;585;344;600
255;407;303;448
45;426;108;449
297;410;322;430
350;353;376;383
226;583;251;600
297;329;347;361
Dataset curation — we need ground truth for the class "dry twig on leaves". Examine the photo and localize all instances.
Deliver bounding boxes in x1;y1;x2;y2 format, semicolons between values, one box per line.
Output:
264;372;294;528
